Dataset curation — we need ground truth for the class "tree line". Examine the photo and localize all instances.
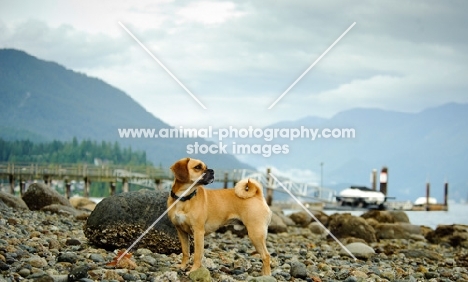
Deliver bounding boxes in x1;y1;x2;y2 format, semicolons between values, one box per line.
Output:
0;137;150;166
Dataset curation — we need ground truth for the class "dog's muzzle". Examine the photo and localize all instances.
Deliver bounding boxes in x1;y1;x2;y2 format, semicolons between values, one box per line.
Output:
197;169;215;185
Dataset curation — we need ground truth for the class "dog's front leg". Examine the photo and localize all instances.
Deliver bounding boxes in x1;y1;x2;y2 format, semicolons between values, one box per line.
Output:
176;228;190;269
189;227;205;273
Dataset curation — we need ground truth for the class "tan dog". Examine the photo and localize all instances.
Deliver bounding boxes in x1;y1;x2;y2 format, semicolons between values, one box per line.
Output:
167;157;272;276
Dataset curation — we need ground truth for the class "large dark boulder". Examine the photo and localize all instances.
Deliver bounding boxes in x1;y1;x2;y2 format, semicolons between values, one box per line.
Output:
268;212;288;234
84;189;181;254
425;224;468;248
374;223;423;240
389;210;410;223
361;210;395;224
289;210;328;227
328;213;377;243
22;183;72;210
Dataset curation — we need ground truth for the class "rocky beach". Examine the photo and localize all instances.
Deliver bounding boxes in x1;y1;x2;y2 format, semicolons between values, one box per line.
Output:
1;184;468;282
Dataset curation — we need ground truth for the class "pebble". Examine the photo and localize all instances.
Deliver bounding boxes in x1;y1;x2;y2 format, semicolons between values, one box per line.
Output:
0;205;467;282
57;251;78;263
290;261;307;278
28;255;48;268
89;253;105;262
18;268;31;277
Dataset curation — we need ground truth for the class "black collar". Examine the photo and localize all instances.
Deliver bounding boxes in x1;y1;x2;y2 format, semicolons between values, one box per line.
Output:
171;189;197;202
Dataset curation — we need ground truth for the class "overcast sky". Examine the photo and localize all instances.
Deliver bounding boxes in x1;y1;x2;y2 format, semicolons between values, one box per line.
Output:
1;0;467;128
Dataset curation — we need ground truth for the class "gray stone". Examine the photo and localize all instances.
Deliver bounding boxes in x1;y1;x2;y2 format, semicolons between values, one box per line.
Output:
41;204;88;218
22;183;72;210
28;255;48;268
328;213;377;243
233;257;252;272
278;213;295;226
0;191;29;210
399;249;442;261
425;272;439;279
248;276;276;282
361;210;395;223
268;212;288;234
290;261;307;279
343;277;358;282
68;265;89;281
122;273;137;281
375;223;422;240
84;189;182;254
426;224;468;248
308;222;327;237
89;254;105;263
341;242;375;259
188;266;211;282
18;268;31;277
389;210;410;223
140;255;157;266
289;211;312;226
57;252;77;263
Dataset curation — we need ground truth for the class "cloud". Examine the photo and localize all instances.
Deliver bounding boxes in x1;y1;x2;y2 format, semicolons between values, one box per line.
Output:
176;1;246;25
1;0;467;128
0;19;131;69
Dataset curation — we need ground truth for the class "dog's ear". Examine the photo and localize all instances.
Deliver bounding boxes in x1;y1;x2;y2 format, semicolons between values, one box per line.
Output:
171;158;190;182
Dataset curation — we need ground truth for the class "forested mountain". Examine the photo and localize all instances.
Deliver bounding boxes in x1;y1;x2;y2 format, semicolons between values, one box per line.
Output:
0;138;148;165
0;49;250;170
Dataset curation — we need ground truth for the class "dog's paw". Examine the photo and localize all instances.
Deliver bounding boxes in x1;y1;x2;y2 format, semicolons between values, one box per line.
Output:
188;264;202;274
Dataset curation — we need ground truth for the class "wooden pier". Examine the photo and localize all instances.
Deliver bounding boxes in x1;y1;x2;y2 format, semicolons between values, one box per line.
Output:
0;163;336;204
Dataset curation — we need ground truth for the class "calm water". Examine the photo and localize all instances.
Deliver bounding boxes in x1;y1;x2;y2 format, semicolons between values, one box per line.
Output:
323;203;468;229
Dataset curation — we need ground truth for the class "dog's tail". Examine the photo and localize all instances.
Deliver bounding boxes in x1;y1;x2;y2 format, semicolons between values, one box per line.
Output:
234;178;264;199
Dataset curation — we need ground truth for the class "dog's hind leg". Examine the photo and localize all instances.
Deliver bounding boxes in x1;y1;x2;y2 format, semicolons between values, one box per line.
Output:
176;229;190;269
246;223;271;276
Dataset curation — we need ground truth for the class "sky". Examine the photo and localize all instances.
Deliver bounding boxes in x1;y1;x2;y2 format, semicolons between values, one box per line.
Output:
1;0;467;129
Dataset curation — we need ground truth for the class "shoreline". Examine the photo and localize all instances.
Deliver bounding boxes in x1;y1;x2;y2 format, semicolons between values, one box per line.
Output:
1;204;468;281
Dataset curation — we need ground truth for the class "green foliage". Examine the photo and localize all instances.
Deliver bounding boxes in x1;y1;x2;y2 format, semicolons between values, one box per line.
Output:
0;137;150;166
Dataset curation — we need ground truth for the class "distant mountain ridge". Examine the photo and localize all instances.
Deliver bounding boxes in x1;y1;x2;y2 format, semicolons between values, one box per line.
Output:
238;103;468;203
0;48;250;170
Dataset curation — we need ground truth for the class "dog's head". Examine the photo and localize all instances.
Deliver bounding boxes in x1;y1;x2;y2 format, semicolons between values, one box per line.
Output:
170;157;215;185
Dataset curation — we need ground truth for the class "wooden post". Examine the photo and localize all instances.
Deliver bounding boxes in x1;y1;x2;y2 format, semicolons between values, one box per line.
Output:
444;181;448;208
155;179;161;190
9;174;14;195
371;169;377;191
65;180;71;199
122;178;129;193
266;168;273;206
43;175;49;187
110;182;116;196
83;177;89;198
426;181;430;211
19;179;25;196
379;167;388;196
223;172;228;189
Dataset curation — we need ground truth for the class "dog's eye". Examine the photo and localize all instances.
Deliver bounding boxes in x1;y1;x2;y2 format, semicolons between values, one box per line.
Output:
194;164;202;170
245;185;249;191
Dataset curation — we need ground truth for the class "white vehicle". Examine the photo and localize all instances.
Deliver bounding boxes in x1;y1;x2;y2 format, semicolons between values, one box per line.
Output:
414;197;437;205
336;186;386;207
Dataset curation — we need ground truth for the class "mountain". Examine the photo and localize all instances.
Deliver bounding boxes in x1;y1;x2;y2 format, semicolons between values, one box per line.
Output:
238;103;468;203
0;49;251;170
